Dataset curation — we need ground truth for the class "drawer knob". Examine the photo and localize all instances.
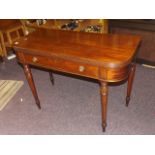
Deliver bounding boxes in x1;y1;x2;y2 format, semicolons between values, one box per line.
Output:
32;57;38;62
79;65;85;72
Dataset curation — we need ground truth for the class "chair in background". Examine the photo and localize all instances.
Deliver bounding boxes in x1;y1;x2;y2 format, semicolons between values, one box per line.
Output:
0;19;26;57
0;30;5;57
0;31;4;61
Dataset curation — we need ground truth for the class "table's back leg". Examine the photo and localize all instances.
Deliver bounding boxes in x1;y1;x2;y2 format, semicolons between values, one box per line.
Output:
126;63;136;107
23;64;41;109
100;81;108;132
0;56;4;62
49;72;54;85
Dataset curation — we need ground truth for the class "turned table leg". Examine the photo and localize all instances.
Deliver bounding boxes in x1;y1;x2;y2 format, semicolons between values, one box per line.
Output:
49;72;54;85
23;64;41;109
126;63;136;107
100;81;108;132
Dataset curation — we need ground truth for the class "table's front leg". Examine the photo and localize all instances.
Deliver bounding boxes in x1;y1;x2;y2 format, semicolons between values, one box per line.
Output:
23;64;41;109
100;81;108;132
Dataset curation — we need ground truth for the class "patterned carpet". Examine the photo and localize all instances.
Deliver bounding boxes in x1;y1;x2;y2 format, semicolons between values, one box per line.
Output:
0;80;23;111
0;59;155;134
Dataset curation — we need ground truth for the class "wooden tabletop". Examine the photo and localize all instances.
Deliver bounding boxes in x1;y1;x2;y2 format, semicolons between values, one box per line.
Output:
13;29;141;68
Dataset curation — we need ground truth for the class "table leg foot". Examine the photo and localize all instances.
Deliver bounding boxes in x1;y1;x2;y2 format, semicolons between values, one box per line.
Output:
36;99;41;109
49;72;54;85
126;96;130;107
102;123;107;132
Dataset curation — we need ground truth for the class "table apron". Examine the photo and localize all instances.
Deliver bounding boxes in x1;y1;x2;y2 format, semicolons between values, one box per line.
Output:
16;52;131;82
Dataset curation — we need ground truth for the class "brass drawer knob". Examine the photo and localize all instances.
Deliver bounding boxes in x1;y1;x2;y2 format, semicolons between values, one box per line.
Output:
32;57;38;63
79;65;85;72
14;41;19;45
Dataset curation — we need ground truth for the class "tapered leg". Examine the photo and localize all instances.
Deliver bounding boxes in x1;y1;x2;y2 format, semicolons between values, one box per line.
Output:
126;63;136;107
49;72;54;85
23;64;41;109
100;81;108;132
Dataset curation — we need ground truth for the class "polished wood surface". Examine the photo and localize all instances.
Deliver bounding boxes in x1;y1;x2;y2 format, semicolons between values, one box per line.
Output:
13;29;141;131
14;29;140;69
109;19;155;66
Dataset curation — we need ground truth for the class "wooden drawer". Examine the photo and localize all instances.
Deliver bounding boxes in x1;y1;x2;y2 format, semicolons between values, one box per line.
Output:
23;53;99;79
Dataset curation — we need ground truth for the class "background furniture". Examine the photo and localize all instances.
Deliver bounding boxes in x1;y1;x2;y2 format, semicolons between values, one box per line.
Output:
0;29;6;57
0;19;25;57
0;31;3;58
26;19;109;34
109;19;155;66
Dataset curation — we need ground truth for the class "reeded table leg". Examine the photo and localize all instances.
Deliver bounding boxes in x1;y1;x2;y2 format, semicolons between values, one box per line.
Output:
126;63;136;107
23;64;41;109
100;81;108;132
49;72;54;85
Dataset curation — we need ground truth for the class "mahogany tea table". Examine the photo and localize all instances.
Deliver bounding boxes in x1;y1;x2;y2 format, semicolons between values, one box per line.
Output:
13;29;141;132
